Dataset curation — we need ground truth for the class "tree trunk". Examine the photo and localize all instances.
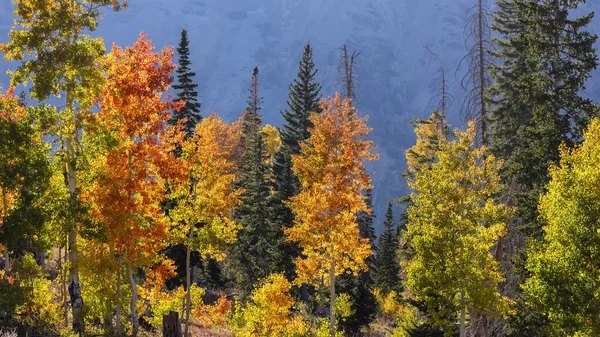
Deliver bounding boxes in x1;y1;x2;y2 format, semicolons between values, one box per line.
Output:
184;236;192;337
116;255;123;337
478;0;487;145
329;257;336;337
127;261;139;337
65;89;85;335
63;242;69;328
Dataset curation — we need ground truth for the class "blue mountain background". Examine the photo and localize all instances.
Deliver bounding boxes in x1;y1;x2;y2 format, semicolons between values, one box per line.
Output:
1;0;599;234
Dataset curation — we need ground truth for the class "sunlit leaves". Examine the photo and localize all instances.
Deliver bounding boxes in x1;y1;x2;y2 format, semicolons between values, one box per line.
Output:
403;118;511;331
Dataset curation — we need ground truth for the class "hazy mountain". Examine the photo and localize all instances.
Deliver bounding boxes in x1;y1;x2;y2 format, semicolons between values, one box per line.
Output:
1;0;599;233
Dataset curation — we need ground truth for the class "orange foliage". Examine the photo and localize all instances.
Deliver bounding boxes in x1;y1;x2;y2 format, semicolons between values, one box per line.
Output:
83;33;186;264
193;296;233;328
286;92;379;286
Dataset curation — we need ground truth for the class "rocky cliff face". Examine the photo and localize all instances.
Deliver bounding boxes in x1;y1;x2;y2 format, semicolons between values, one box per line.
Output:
1;0;599;232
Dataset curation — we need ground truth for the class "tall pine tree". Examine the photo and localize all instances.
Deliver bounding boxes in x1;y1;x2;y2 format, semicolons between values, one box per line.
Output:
271;43;323;283
228;67;272;294
488;0;598;335
376;200;401;294
171;29;202;136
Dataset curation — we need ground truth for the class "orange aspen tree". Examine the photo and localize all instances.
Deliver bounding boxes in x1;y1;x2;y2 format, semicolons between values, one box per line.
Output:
84;33;186;337
169;113;243;337
286;93;378;337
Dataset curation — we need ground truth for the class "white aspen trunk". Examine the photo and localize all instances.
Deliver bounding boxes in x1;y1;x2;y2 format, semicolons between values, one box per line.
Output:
127;261;139;337
65;88;84;335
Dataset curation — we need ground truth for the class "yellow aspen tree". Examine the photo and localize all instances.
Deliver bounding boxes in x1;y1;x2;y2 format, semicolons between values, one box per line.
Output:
286;92;378;337
524;118;600;335
403;120;511;337
169;113;243;337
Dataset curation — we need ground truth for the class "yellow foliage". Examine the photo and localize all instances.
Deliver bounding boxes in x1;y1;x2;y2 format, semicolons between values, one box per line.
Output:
403;119;511;330
286;93;379;287
230;273;308;337
372;288;417;336
261;124;282;165
171;113;243;260
15;254;62;334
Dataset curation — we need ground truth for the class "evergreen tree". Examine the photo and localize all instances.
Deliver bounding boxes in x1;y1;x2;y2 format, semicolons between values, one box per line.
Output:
376;200;401;294
228;67;272;294
170;29;202;136
488;1;598;335
164;29;205;292
339;188;378;335
271;43;324;283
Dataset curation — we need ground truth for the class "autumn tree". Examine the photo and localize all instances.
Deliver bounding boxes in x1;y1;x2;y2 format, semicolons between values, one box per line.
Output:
522;118;600;335
0;1;126;332
84;34;185;336
230;273;308;337
286;93;378;337
169;113;243;337
403;119;511;337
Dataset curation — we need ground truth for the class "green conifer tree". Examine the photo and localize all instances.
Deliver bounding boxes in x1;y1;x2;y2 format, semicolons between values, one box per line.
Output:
271;43;323;283
338;188;378;335
488;1;598;335
228;67;272;294
376;200;401;294
170;29;202;136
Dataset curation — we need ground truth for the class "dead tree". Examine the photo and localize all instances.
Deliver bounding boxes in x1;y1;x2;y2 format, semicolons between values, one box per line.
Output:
337;44;361;102
457;0;493;146
425;47;454;133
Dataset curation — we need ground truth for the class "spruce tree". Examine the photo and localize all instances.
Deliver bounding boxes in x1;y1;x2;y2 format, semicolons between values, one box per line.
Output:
164;29;205;292
338;188;378;335
171;29;202;136
228;67;272;294
488;0;598;335
271;43;323;283
376;200;401;294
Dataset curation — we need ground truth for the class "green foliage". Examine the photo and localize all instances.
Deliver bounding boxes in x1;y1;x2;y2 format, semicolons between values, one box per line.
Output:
523;118;600;335
0;91;51;255
228;67;275;293
376;200;401;294
14;253;62;335
403;118;511;332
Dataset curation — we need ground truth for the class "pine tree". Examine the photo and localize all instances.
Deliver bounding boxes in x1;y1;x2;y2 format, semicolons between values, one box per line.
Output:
229;67;272;294
164;29;204;294
488;1;598;334
271;43;323;283
376;200;401;294
339;188;378;335
171;29;202;136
